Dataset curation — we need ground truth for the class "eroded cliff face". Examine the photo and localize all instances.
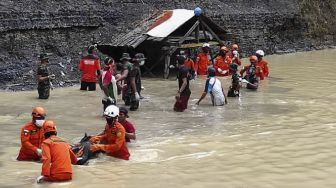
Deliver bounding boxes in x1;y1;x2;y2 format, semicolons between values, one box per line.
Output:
0;0;335;90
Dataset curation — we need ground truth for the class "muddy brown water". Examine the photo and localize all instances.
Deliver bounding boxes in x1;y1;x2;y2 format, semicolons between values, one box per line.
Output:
0;49;335;188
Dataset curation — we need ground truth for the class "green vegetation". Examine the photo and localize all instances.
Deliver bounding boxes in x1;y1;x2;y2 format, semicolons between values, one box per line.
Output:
300;0;336;37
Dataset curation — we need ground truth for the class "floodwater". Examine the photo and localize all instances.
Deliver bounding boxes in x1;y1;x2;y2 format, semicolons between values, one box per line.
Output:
0;49;336;188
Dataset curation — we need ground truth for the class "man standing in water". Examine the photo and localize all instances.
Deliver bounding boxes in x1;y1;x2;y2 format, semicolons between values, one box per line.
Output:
79;45;101;91
196;67;228;106
118;107;136;143
240;55;261;90
36;120;77;183
17;107;46;161
227;63;242;97
89;105;130;160
36;54;55;99
99;57;117;111
174;55;191;112
256;50;269;79
195;43;211;75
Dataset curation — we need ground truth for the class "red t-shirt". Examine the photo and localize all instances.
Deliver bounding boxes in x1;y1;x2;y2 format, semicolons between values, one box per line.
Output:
120;120;135;142
79;55;101;82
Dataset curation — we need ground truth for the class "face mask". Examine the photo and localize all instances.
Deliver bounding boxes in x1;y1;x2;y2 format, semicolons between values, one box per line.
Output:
35;120;45;128
139;60;145;66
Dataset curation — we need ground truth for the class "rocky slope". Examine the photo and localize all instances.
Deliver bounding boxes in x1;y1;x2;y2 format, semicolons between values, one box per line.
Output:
0;0;335;90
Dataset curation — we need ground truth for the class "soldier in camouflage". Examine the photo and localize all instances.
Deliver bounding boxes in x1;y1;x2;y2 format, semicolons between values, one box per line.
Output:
36;54;55;99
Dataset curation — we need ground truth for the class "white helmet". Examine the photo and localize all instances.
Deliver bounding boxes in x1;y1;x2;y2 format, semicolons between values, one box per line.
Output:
256;50;265;57
104;105;119;118
202;43;210;48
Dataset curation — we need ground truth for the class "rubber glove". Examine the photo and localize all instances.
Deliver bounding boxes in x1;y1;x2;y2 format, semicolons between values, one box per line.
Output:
90;144;104;152
135;92;140;101
36;175;44;183
221;70;228;75
217;68;223;72
169;65;175;69
36;149;42;157
107;97;115;104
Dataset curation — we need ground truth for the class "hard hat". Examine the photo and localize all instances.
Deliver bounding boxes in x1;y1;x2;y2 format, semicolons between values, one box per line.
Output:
32;107;46;118
104;105;119;118
232;44;239;50
202;43;210;48
43;120;57;133
256;50;265;57
220;46;228;52
249;55;258;62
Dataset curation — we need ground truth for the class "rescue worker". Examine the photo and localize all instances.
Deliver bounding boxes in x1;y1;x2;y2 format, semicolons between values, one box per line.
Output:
240;55;261;90
227;63;242;97
174;55;191;112
118;107;136;142
79;45;101;91
116;53;137;106
227;44;242;66
17;107;46;161
184;51;196;79
214;46;232;76
195;43;211;75
99;57;117;111
128;53;145;111
256;50;269;79
89;105;130;160
36;121;77;183
196;67;228;106
37;53;55;99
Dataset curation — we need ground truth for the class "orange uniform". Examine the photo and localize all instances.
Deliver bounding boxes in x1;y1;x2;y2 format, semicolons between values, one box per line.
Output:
214;56;232;76
91;122;130;160
79;55;101;82
257;59;269;78
240;64;264;80
41;136;77;182
184;58;195;72
17;122;44;161
196;52;211;75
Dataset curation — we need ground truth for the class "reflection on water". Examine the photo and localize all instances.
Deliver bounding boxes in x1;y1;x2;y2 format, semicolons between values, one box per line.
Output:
0;49;336;187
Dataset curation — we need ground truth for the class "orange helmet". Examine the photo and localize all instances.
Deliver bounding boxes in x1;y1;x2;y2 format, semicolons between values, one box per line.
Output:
43;120;57;133
32;107;46;118
220;46;228;52
232;44;238;50
249;55;258;62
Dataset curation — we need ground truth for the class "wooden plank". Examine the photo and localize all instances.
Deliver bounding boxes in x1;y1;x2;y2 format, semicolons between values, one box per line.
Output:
180;41;219;48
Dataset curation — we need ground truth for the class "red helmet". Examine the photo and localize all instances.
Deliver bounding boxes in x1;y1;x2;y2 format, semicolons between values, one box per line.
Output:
32;107;46;118
249;55;258;62
43;120;57;133
232;44;239;50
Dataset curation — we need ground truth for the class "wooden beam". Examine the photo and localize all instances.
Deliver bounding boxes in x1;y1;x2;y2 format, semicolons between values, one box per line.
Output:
200;20;214;65
199;18;223;44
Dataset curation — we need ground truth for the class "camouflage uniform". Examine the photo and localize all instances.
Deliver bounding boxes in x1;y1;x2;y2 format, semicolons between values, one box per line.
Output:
37;64;51;99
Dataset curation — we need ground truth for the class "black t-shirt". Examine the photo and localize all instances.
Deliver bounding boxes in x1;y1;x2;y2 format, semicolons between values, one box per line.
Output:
129;65;141;93
177;66;191;96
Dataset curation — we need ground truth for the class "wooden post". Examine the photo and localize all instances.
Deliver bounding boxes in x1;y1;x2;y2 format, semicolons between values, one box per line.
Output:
163;54;171;79
200;18;214;65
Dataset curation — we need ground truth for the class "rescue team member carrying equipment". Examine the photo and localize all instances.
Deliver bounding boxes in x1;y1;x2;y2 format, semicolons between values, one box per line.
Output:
79;45;101;91
89;105;130;160
36;121;77;183
227;44;242;66
196;67;228;106
240;55;261;90
37;54;55;99
17;107;46;161
255;50;269;79
195;43;211;75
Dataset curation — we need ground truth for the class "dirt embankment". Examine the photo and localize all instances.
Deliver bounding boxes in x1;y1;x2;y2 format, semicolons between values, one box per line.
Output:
0;0;335;91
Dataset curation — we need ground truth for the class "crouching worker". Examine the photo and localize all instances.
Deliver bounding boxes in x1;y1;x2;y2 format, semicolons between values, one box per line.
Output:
17;107;46;161
37;121;77;183
89;105;130;160
196;67;228;106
